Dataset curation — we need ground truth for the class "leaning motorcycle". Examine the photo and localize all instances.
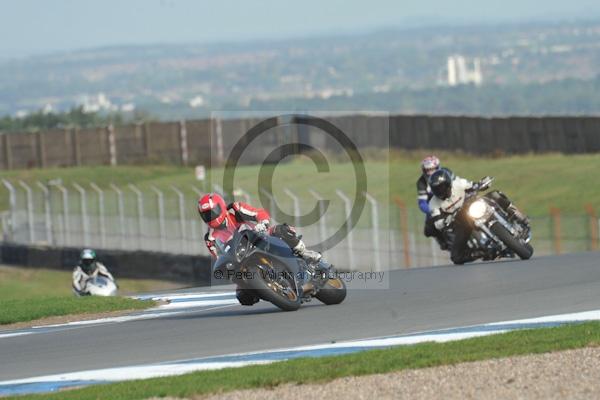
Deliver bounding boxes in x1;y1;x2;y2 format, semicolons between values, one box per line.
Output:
444;177;533;264
212;224;347;311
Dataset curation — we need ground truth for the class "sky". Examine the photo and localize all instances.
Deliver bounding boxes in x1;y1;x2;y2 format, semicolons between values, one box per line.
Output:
2;0;600;58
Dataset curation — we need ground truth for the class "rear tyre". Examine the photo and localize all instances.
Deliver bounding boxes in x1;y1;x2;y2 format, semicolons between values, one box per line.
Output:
490;223;534;260
315;277;347;305
243;264;301;311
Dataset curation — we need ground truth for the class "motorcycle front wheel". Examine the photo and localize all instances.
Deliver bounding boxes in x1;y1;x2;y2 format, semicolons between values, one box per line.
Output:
490;222;534;260
243;263;301;311
315;277;347;305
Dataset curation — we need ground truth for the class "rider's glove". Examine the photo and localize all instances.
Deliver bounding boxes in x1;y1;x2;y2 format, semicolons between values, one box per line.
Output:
254;221;269;233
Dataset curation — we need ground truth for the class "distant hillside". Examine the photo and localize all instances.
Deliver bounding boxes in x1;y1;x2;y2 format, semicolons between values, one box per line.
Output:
2;19;600;118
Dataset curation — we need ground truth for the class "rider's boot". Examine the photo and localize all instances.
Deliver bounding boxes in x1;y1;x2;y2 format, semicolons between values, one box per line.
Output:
293;240;322;264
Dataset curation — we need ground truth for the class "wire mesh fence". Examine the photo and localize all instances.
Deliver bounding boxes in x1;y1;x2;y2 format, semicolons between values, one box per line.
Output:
1;179;598;271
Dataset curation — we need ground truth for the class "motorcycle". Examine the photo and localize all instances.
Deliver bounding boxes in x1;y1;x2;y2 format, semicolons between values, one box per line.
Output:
84;275;118;297
442;176;533;264
212;224;347;311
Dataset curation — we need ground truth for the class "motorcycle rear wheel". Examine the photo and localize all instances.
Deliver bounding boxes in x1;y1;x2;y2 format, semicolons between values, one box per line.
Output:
490;223;534;260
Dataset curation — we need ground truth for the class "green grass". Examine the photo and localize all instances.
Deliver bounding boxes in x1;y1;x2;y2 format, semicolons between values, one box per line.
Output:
0;266;170;325
10;321;600;400
0;152;597;218
0;152;597;253
0;296;154;325
0;265;179;301
388;151;600;217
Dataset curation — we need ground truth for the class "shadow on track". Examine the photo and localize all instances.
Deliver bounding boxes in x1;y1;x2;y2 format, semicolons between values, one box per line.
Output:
159;300;334;322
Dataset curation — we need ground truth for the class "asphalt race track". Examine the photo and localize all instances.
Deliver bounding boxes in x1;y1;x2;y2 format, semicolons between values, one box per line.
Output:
1;251;599;381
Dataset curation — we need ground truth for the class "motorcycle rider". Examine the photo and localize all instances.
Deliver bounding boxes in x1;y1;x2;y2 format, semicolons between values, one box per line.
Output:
428;169;529;264
417;155;451;249
198;193;322;306
72;249;115;296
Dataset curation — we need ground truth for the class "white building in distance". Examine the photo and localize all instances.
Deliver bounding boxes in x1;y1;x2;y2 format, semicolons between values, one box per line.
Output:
446;55;483;86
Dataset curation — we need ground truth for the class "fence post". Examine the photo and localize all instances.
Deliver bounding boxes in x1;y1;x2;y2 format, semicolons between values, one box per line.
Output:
430;238;439;266
128;184;144;249
364;192;382;271
179;120;189;166
283;188;301;228
171;186;187;253
151;186;166;252
309;189;327;252
191;219;200;254
550;207;562;255
260;188;277;223
2;135;12;170
393;197;411;268
336;189;355;271
73;183;90;247
107;124;117;166
90;182;106;248
36;181;53;245
189;186;204;254
36;132;46;168
142;122;151;158
1;179;16;240
72;128;81;166
190;184;204;252
18;181;35;243
585;204;598;251
213;117;224;165
53;182;70;246
109;184;126;249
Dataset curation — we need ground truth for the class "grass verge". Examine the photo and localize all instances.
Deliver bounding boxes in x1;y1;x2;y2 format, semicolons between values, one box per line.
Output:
0;296;154;325
10;321;600;400
0;265;180;301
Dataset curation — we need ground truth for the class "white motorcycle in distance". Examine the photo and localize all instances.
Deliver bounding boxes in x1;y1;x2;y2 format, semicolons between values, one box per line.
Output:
84;276;118;297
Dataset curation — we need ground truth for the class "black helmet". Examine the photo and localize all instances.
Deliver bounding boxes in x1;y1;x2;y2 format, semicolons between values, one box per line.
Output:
429;169;453;200
80;248;97;274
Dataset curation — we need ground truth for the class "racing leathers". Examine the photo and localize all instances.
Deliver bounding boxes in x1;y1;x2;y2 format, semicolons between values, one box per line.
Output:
203;201;318;260
429;176;475;264
417;169;452;248
72;262;114;296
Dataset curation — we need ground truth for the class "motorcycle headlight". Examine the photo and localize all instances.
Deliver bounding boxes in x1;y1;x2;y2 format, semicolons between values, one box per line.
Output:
468;200;488;219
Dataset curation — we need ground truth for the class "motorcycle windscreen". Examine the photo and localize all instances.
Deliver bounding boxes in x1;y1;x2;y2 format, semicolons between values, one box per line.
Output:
93;276;109;286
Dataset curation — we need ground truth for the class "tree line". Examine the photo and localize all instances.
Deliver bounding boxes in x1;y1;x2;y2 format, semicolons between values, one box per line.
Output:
0;107;155;133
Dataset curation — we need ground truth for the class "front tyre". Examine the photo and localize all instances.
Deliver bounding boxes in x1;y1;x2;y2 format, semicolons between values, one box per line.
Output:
315;277;347;305
243;264;301;311
490;223;534;260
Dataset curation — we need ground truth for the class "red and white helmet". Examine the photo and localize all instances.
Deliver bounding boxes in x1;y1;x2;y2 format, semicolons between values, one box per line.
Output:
421;155;440;177
198;193;228;229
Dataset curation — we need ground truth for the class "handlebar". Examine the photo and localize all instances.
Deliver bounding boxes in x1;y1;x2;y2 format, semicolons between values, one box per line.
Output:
471;176;494;192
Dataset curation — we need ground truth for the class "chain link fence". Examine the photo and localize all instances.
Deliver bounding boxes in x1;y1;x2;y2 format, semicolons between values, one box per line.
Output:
1;179;598;271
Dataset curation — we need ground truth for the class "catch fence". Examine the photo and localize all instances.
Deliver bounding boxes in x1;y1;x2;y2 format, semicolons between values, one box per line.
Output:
1;179;597;271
